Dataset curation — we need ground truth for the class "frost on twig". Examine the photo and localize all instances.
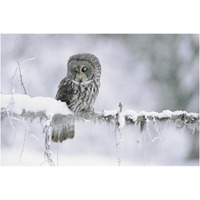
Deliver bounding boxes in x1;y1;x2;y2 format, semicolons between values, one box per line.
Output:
13;57;35;94
15;58;27;94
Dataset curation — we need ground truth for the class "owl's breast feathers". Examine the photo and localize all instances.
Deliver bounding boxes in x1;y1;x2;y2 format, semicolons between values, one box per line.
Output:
56;77;99;113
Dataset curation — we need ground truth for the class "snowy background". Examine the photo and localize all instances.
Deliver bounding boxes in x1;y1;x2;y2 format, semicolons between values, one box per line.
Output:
1;34;199;166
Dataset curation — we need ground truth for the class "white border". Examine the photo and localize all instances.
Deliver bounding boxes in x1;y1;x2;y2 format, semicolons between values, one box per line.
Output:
1;0;200;200
0;0;200;33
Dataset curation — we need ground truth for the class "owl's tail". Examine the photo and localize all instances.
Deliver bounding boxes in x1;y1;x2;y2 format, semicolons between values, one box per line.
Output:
50;114;75;143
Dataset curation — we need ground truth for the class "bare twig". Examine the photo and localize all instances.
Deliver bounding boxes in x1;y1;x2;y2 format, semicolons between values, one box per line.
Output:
43;122;55;166
19;126;27;163
16;58;27;94
6;110;17;150
13;57;35;95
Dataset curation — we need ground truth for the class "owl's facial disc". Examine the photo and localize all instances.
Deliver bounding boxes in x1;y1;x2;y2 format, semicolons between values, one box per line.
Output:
68;60;94;84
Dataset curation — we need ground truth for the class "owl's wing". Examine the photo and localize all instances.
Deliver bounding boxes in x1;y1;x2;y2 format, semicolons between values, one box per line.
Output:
55;78;74;104
54;78;75;142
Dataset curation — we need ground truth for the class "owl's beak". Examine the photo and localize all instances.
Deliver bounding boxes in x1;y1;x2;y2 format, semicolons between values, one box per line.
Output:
78;74;82;81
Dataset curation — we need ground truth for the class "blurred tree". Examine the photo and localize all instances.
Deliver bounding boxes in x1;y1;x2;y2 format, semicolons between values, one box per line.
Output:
102;34;198;112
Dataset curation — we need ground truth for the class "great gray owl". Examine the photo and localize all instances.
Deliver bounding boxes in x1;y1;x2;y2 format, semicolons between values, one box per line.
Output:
51;53;101;142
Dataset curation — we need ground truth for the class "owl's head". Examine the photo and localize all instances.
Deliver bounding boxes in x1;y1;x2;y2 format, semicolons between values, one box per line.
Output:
67;53;101;84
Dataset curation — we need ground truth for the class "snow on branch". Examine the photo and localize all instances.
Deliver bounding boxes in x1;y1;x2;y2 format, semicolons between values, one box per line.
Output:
1;94;71;120
1;94;199;132
102;109;199;131
1;94;199;165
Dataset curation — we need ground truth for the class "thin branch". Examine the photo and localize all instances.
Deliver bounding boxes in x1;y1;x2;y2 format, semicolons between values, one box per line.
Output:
12;57;35;95
6;110;17;150
20;57;36;64
19;126;27;163
16;58;27;94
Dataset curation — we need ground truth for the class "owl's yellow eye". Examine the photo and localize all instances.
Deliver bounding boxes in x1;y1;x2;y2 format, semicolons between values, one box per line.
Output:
74;68;78;72
82;67;87;72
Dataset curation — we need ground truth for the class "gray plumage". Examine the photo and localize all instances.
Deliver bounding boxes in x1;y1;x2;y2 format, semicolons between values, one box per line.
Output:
52;53;101;142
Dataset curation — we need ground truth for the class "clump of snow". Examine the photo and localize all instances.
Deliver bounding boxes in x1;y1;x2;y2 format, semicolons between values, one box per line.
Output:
122;110;137;122
186;112;199;118
1;94;71;118
159;110;173;118
147;111;161;118
103;109;118;116
138;111;148;117
173;110;186;116
171;110;198;119
118;113;125;129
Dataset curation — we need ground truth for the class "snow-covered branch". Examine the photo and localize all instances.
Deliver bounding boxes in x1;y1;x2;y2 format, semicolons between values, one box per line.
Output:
1;94;199;133
1;93;199;166
1;94;71;121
